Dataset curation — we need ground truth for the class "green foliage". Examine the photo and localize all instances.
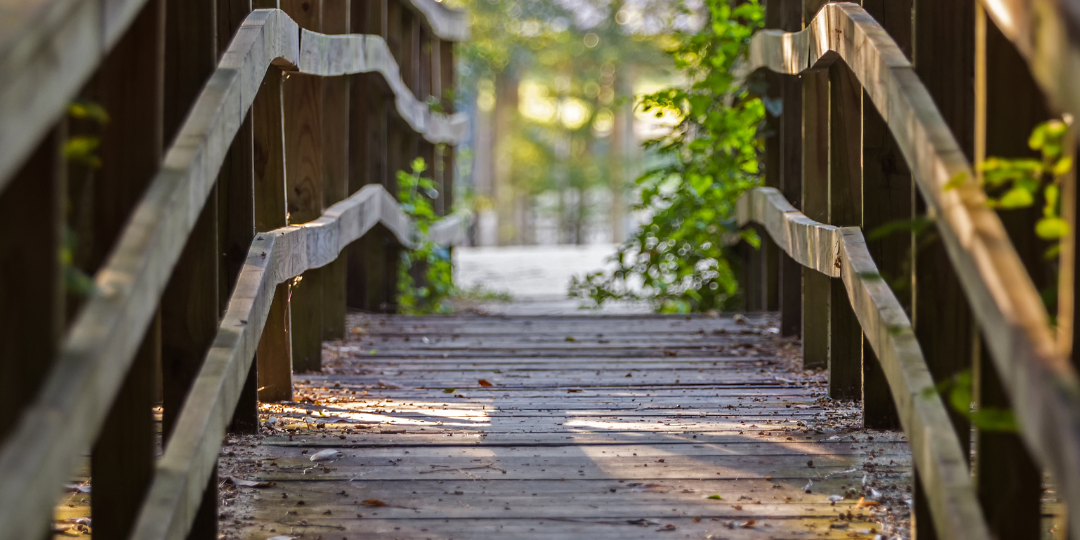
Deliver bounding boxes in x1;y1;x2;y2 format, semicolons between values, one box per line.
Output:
62;100;110;297
953;119;1073;252
923;369;1018;433
570;0;765;312
397;158;454;314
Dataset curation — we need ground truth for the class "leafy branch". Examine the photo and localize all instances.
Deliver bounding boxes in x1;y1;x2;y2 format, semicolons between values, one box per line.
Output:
397;158;454;314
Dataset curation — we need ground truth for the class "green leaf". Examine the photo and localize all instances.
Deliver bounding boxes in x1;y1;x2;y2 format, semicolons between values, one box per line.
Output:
707;494;723;500
943;172;967;190
1028;123;1049;150
996;186;1035;209
1036;217;1069;240
1053;156;1074;177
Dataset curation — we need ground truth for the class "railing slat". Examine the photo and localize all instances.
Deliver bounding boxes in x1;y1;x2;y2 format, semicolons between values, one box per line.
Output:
800;0;829;370
84;1;166;538
748;4;1080;538
739;186;989;540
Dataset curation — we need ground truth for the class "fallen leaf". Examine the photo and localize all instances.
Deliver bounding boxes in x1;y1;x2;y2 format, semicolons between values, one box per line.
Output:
224;477;275;488
707;494;723;500
478;379;495;387
443;388;456;393
567;389;582;393
740;519;757;528
855;497;880;508
309;449;343;462
564;336;577;342
362;499;387;507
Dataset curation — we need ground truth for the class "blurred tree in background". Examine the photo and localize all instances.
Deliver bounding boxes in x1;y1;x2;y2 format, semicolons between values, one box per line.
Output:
446;0;680;246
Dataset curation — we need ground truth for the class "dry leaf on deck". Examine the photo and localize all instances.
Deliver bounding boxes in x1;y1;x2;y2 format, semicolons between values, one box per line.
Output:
225;477;275;488
478;379;495;387
740;519;756;528
309;449;343;462
362;499;387;507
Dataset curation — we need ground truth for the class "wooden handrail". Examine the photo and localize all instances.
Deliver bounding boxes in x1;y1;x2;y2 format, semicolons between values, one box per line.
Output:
0;0;467;194
748;2;1080;534
129;183;465;540
977;0;1080;122
0;9;465;539
737;187;988;540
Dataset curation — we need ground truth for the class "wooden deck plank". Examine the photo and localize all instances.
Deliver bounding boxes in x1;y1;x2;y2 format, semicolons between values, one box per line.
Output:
220;313;911;539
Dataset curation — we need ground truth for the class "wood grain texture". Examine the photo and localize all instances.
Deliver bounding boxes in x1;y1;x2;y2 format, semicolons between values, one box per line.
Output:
745;4;1080;534
0;4;467;540
128;183;463;540
0;0;466;193
827;58;862;401
221;312;909;540
738;186;988;540
800;0;829;370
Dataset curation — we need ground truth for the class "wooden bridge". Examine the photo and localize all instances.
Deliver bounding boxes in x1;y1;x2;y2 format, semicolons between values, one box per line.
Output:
2;0;1080;539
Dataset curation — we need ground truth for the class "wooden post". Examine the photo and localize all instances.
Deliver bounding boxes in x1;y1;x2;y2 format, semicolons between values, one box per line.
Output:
160;0;220;537
347;0;395;312
801;0;829;369
0;128;66;446
282;0;326;370
65;2;165;539
827;55;862;401
971;7;1045;538
440;39;455;215
322;0;350;341
218;0;259;434
761;1;782;313
253;66;294;402
859;0;912;428
911;0;976;537
778;0;802;336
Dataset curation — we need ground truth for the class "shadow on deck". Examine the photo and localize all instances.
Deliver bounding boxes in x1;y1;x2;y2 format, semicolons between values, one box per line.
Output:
217;312;912;539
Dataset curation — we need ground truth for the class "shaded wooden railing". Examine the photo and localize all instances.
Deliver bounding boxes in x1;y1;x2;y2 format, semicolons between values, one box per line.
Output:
0;1;467;539
743;2;1080;539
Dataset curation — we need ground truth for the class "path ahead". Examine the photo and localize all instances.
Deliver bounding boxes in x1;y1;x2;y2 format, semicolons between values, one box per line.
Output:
220;313;912;539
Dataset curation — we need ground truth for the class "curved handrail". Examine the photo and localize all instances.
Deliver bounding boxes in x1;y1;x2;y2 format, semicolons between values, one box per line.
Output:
0;0;468;194
129;183;464;540
738;187;988;540
977;0;1080;123
0;9;464;539
405;0;470;42
298;29;466;142
748;2;1080;533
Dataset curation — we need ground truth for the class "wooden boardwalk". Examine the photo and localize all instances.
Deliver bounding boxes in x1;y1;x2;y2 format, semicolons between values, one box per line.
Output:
219;313;912;539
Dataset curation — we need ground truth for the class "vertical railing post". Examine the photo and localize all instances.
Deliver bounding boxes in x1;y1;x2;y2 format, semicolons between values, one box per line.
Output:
282;0;327;370
219;0;259;434
826;40;863;401
910;1;977;537
68;4;179;534
760;0;782;314
440;36;456;215
972;5;1045;538
801;0;829;370
777;0;802;337
254;0;293;402
347;0;396;313
160;0;223;537
322;0;351;341
860;0;913;428
85;3;165;536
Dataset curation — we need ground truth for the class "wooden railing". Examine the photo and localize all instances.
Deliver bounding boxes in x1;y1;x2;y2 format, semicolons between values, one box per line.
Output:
0;1;467;539
743;2;1080;539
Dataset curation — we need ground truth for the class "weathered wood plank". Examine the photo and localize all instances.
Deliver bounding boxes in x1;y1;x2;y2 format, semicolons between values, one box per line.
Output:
972;7;1045;539
800;0;829;370
859;0;910;430
128;182;461;540
745;4;1080;534
738;186;988;540
85;2;165;538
